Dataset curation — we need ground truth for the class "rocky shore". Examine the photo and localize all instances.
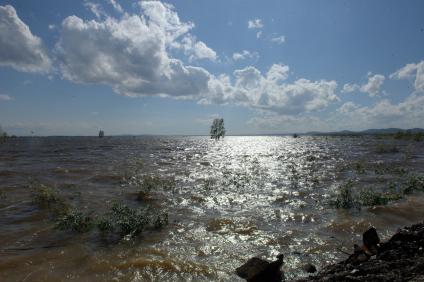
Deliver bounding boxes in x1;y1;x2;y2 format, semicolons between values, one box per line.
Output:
237;223;424;281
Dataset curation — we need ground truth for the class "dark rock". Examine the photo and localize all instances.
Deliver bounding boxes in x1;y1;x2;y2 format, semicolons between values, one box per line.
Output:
236;257;269;280
236;254;285;282
303;263;317;273
363;226;380;255
294;223;424;282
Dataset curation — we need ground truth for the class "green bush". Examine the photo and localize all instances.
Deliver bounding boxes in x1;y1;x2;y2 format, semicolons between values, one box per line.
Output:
55;210;93;233
358;190;403;206
375;144;399;154
330;181;357;209
402;174;424;194
29;182;69;215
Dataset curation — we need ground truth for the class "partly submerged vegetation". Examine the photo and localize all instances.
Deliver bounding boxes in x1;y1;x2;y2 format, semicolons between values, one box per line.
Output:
0;125;8;143
210;118;226;140
330;173;424;209
29;176;169;238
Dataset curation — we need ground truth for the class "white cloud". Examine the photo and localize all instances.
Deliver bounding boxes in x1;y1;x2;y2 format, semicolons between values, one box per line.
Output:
390;60;424;93
266;64;289;82
204;64;339;115
0;94;13;101
256;31;262;39
342;83;360;93
360;74;385;97
248;19;263;29
331;94;424;130
343;73;385;97
232;50;259;61
109;0;123;13
337;101;359;113
55;1;216;98
271;35;285;44
84;1;105;19
48;24;56;30
0;5;51;73
247;92;424;132
180;35;217;62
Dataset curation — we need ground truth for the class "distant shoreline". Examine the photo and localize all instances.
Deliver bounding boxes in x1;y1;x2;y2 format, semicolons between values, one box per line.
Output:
6;127;424;138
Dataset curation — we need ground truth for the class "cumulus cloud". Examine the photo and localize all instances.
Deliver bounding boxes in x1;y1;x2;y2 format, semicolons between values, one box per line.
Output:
180;35;217;62
84;1;105;19
0;94;13;101
342;73;385;97
232;50;259;61
332;94;424;130
55;1;216;97
390;60;424;93
204;64;339;115
248;19;263;29
248;92;424;132
109;0;123;13
271;35;285;44
360;74;385;97
342;83;360;93
256;31;262;39
337;101;359;113
0;5;51;73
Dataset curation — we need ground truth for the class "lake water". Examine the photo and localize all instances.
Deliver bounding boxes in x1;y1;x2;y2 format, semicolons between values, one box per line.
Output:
1;136;424;281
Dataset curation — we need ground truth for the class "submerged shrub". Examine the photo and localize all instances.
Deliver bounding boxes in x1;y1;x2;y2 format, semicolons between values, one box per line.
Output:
29;181;69;215
97;203;168;237
110;203;148;236
353;161;366;174
55;210;93;233
153;213;169;229
330;180;357;209
358;190;403;206
402;174;424;194
375;144;399;154
136;175;176;201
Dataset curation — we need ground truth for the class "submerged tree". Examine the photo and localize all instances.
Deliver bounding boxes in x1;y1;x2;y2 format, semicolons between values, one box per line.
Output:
0;125;7;143
210;118;226;140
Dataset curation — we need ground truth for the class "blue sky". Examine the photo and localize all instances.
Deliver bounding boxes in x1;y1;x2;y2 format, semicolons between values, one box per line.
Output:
0;0;423;136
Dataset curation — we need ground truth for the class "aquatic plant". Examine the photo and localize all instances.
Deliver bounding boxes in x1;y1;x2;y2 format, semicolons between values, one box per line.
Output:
375;144;400;154
353;161;366;174
331;181;404;209
97;203;168;237
136;175;176;201
55;210;93;233
402;174;424;194
330;180;358;209
29;181;69;214
358;189;403;206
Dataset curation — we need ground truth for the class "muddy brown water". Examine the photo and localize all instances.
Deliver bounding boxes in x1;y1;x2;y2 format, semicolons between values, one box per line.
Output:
0;136;423;281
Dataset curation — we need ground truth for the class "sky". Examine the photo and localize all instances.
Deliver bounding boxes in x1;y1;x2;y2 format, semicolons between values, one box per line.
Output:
0;0;423;136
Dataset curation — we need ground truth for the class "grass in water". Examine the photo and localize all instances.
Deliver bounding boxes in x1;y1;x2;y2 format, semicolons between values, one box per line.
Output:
374;144;400;154
55;210;93;233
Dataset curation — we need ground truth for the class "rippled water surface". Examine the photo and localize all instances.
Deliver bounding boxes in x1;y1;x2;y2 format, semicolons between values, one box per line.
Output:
1;136;424;281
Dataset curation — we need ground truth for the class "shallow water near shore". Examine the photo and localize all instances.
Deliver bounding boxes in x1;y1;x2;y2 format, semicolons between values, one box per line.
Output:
1;136;424;281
